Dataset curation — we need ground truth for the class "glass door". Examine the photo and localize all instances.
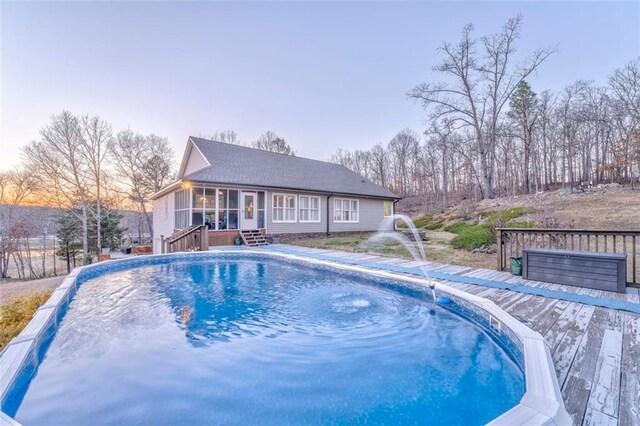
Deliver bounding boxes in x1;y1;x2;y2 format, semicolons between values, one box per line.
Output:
241;192;257;229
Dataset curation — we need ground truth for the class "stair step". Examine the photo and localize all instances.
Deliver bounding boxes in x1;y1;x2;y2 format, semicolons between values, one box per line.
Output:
239;229;268;247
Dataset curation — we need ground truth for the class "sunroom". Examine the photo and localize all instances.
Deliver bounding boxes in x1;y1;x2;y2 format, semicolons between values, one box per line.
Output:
172;184;267;245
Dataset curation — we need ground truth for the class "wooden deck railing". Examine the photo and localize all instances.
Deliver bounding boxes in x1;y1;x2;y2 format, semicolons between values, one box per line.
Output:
496;228;640;286
162;225;209;253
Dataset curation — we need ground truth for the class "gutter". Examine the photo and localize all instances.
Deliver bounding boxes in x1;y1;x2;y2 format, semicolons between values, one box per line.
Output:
150;180;183;200
393;199;399;232
326;194;333;236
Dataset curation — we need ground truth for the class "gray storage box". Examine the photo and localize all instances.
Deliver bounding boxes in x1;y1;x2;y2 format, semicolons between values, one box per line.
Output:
523;248;627;293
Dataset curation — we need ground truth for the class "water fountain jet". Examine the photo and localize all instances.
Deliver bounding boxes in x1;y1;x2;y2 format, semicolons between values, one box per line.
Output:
364;214;438;303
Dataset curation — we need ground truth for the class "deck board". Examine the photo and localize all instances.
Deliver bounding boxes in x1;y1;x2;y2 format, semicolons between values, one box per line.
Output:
619;313;640;426
272;245;640;424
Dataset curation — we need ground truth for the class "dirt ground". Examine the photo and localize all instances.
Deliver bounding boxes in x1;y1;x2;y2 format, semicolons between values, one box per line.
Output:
0;275;65;304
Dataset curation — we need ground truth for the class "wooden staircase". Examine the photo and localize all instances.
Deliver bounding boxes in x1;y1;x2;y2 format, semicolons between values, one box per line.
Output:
240;229;269;247
163;225;209;253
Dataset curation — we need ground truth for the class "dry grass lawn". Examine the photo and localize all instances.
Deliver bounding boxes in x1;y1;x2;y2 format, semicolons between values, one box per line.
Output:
475;189;640;230
0;291;52;350
291;230;495;269
291;190;640;271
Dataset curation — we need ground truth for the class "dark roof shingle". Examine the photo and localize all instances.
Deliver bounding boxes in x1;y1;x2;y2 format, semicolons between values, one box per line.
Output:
183;137;399;199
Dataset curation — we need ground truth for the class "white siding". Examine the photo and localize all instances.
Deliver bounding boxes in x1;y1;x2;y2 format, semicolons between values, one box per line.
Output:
183;145;209;176
330;197;393;233
152;192;175;253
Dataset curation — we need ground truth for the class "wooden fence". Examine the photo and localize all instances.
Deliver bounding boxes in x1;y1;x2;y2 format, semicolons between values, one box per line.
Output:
496;228;640;287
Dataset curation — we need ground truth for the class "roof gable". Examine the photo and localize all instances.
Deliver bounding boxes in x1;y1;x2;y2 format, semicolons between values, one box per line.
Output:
177;139;211;178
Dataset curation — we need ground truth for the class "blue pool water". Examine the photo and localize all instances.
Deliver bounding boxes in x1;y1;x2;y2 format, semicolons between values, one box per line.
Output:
12;256;525;425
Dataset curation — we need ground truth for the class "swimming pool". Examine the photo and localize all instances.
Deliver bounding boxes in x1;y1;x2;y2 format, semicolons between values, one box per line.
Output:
0;251;570;425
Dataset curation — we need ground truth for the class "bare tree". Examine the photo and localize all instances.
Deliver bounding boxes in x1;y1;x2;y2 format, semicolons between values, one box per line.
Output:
253;131;295;155
411;16;554;199
0;169;39;278
369;143;388;188
388;129;420;196
78;115;113;254
609;59;640;187
110;130;175;239
207;130;241;145
410;23;487;195
478;16;554;198
23;111;92;258
336;57;637;213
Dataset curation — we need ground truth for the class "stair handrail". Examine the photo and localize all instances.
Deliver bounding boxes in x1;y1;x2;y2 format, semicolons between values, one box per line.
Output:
165;225;209;252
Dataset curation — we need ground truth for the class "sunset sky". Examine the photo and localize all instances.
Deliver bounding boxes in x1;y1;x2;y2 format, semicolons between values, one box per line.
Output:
1;1;638;170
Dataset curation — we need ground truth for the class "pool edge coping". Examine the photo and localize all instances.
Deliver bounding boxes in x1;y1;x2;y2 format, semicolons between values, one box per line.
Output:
0;249;572;426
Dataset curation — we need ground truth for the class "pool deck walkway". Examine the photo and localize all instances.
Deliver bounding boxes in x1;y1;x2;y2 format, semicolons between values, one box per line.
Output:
260;244;640;426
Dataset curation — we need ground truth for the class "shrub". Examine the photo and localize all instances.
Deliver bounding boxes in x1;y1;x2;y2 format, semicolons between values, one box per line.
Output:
424;219;444;230
444;222;475;234
450;225;493;250
412;215;433;228
482;207;534;241
447;207;536;251
411;215;444;230
508;220;536;229
458;200;478;220
486;207;530;223
82;253;94;265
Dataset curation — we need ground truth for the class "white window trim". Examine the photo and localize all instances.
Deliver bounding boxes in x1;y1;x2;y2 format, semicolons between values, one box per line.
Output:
333;198;359;223
298;195;321;223
383;201;394;218
272;193;297;223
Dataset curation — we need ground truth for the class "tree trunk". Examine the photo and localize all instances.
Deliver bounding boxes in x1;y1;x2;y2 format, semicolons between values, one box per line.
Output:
81;204;89;256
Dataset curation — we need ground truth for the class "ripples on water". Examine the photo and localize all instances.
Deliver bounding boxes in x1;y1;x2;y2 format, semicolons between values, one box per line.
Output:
14;258;524;425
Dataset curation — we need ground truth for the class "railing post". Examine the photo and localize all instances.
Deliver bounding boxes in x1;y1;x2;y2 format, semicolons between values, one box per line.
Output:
496;229;503;271
201;226;209;251
633;235;637;285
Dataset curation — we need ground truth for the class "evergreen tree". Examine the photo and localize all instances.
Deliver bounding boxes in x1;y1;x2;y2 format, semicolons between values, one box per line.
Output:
90;206;125;251
56;210;82;273
56;201;126;269
509;80;538;193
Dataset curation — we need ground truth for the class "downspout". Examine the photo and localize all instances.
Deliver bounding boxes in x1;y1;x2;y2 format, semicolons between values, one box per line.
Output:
326;194;333;236
393;199;399;232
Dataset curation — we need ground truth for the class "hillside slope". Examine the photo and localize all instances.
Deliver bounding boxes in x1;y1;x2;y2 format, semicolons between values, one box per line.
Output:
405;185;640;231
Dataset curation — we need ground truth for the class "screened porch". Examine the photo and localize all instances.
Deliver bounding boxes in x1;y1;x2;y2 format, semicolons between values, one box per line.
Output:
173;185;267;231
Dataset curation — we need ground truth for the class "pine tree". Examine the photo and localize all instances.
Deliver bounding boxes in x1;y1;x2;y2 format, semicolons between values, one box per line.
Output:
56;210;82;273
56;201;127;269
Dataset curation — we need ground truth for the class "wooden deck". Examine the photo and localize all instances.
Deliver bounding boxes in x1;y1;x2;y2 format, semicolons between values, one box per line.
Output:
274;245;640;426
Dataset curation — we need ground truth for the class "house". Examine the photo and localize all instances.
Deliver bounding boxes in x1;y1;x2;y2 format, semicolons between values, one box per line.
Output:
151;137;400;253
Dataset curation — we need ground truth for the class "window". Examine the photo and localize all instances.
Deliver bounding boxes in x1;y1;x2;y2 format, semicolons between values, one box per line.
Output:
217;189;239;229
174;189;190;229
334;198;359;223
164;196;169;220
383;201;393;217
190;187;218;228
273;194;297;222
257;191;266;228
299;196;320;222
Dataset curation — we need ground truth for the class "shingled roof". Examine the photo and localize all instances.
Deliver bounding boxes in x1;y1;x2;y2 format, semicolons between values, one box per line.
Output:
179;137;399;199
